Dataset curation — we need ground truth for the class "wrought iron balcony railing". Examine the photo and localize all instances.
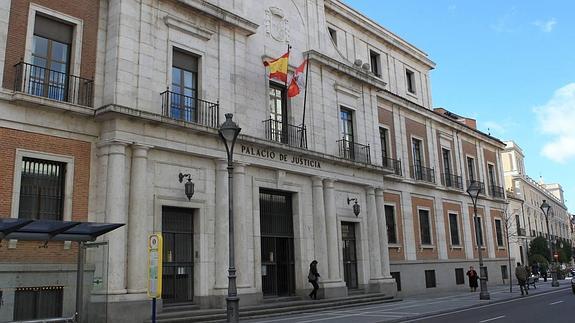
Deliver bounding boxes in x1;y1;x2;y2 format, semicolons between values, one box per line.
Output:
466;180;485;194
410;165;435;183
161;90;219;128
262;119;307;149
14;62;93;107
441;172;463;190
383;157;402;176
489;184;505;199
337;139;371;164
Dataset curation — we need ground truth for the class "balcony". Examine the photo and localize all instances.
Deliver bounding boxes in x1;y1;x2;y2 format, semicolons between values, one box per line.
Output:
383;157;402;176
14;62;93;107
161;90;219;128
441;172;463;190
337;139;371;164
262;119;307;149
489;185;505;199
466;180;485;194
410;165;435;183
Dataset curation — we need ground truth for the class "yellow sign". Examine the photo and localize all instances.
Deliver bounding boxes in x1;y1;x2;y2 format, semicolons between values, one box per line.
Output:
147;233;163;298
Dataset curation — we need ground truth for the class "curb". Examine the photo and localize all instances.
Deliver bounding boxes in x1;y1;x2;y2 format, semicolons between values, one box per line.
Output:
384;285;570;323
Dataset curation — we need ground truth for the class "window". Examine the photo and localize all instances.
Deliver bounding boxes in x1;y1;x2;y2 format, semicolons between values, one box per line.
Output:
475;217;484;247
380;128;390;166
488;164;497;187
495;219;504;246
406;69;416;94
13;286;63;320
328;27;337;45
171;49;199;122
385;205;397;244
425;270;436;288
449;213;460;246
442;148;453;187
516;214;521;232
370;50;381;77
268;82;288;143
501;265;508;279
466;157;476;181
419;209;432;245
19;157;66;220
340;108;354;158
29;14;73;101
412;138;423;179
455;268;465;285
390;272;401;291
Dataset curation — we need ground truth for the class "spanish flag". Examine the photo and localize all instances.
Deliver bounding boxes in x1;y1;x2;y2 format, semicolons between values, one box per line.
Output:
263;52;289;83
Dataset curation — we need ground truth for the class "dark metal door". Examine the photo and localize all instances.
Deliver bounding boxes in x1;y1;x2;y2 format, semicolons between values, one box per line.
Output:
260;190;295;297
162;206;194;304
341;222;358;289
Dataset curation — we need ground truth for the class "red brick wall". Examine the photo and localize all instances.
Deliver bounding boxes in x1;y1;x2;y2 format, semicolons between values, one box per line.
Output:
2;0;100;89
384;192;404;261
443;201;465;259
411;196;438;260
378;107;397;159
0;127;91;263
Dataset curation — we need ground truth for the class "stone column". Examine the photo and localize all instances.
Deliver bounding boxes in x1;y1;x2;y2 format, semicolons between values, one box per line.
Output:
311;177;328;272
366;187;383;281
401;193;417;260
375;189;391;277
323;179;340;281
105;142;128;294
462;204;474;260
233;164;251;288
127;144;150;294
214;159;229;289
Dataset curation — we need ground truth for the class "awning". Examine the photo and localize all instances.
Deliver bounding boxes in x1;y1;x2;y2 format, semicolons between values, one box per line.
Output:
0;218;124;242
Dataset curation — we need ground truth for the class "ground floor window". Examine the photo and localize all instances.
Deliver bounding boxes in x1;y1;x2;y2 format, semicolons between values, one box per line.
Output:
455;268;465;285
13;286;63;320
501;265;508;280
390;271;401;291
425;270;436;288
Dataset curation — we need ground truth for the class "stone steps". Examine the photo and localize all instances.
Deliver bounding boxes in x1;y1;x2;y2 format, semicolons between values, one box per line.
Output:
147;293;399;323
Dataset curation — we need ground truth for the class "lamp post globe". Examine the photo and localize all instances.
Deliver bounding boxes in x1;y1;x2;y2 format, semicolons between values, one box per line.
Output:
466;180;490;300
540;200;559;287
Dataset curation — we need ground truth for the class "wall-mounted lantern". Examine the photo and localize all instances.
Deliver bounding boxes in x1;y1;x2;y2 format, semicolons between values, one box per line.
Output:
347;197;361;217
178;173;194;200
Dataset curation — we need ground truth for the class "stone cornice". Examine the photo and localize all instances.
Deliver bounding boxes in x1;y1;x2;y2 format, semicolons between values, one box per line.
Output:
175;0;258;36
306;50;387;91
324;0;435;69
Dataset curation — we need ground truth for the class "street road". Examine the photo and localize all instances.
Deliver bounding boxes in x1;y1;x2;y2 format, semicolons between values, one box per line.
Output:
406;287;574;323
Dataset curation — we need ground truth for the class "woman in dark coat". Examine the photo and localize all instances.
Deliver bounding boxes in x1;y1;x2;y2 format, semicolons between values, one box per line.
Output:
308;260;320;299
466;266;478;292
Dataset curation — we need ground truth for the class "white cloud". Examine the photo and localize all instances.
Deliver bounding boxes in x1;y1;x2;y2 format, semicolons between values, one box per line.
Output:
533;18;557;32
533;83;575;163
490;7;518;33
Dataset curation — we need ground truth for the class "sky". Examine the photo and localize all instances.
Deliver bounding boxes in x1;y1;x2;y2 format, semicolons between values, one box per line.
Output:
344;0;575;212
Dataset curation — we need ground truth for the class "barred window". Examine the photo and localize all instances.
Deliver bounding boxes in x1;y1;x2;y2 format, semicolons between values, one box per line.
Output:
455;268;465;285
495;219;504;246
18;157;66;220
14;286;63;320
449;213;460;246
419;209;432;245
385;205;397;244
425;270;436;288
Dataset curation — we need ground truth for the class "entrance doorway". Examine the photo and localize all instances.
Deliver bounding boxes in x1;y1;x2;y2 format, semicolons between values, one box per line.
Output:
260;189;295;297
162;206;194;304
341;222;358;289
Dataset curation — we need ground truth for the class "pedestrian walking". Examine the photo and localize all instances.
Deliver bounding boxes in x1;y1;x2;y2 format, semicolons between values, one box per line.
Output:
540;264;548;282
308;260;320;300
516;262;528;296
466;266;478;292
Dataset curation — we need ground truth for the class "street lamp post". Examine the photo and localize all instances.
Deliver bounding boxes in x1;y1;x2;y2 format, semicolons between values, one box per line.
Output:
218;113;242;322
467;181;490;300
540;200;559;287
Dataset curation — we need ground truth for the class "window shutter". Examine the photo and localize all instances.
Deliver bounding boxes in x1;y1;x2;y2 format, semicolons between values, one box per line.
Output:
34;14;73;44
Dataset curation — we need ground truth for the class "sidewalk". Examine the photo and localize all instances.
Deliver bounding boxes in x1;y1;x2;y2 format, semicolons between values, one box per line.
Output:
244;278;572;323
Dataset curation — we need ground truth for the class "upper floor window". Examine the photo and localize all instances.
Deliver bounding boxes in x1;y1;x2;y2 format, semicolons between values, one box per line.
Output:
18;157;66;220
406;69;416;94
442;148;452;175
412;138;423;168
385;205;397;244
467;157;476;181
370;50;381;77
170;49;199;122
268;82;287;143
488;164;497;187
380;127;390;162
328;27;337;45
340;108;354;143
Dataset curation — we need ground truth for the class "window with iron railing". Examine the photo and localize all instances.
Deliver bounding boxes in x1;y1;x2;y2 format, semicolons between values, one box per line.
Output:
18;157;66;220
14;286;63;321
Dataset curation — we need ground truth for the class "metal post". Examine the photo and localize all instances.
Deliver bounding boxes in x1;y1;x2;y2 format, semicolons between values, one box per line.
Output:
473;202;490;300
544;213;559;287
226;158;239;322
152;298;157;323
75;241;86;322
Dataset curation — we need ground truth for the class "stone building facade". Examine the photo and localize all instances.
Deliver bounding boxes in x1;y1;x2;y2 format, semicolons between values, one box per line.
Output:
502;141;572;267
0;0;510;322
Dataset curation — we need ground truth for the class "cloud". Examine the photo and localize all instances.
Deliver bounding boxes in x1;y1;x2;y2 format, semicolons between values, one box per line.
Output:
533;83;575;163
490;7;518;33
533;18;557;32
479;119;519;138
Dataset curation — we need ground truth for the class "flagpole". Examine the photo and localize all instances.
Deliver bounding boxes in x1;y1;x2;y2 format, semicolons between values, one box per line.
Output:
299;52;310;148
284;44;291;89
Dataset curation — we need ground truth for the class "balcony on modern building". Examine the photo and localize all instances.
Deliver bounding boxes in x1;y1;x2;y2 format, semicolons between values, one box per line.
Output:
383;157;402;176
410;165;435;184
337;139;371;164
14;61;93;107
466;180;486;195
161;90;219;128
489;185;505;199
441;172;463;190
262;119;308;149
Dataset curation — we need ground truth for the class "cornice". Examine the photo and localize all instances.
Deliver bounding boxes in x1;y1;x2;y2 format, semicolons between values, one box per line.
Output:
175;0;258;36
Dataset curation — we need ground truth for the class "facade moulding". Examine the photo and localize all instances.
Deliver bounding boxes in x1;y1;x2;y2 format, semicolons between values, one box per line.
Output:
163;16;215;41
324;0;435;69
175;0;259;35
